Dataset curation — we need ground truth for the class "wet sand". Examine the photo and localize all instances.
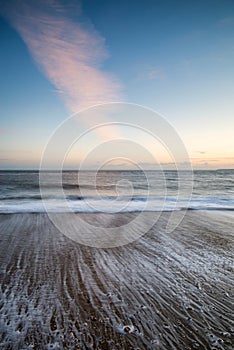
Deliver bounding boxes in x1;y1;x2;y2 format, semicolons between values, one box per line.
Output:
0;211;233;349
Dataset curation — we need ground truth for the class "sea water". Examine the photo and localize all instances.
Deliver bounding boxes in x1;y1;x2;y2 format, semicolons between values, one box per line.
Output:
0;170;233;213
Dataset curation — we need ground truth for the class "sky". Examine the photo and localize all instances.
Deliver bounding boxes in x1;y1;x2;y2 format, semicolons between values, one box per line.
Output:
0;0;234;170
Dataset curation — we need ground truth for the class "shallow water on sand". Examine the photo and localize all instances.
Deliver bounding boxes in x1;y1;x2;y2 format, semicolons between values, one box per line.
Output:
0;211;233;349
0;170;234;213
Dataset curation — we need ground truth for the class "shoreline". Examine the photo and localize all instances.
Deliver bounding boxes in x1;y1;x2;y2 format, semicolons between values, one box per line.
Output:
0;211;233;349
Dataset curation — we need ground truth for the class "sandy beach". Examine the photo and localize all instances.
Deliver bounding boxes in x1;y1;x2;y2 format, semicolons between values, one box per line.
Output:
0;211;233;349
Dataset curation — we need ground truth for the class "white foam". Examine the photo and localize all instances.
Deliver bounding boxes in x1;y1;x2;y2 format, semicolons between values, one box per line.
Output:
0;196;233;213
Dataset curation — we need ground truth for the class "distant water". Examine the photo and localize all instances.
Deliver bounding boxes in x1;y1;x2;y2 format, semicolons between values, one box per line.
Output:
0;170;233;213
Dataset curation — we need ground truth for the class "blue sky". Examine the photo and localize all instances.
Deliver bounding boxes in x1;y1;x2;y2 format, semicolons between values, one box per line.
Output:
0;0;234;169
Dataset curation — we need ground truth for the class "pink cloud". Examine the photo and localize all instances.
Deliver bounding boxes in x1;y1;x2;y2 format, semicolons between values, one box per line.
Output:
2;1;122;112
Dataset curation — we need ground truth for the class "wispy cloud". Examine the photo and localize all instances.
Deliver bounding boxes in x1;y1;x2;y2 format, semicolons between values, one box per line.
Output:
134;64;165;82
218;16;234;27
146;67;164;80
190;156;234;169
195;151;206;154
1;0;122;112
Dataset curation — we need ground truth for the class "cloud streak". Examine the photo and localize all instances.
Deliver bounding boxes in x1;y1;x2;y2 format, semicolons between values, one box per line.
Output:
1;0;122;112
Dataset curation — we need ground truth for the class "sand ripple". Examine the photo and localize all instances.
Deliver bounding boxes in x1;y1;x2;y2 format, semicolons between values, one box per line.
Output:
0;212;233;349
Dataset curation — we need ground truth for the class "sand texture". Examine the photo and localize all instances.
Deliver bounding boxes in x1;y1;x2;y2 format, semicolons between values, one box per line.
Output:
0;211;233;349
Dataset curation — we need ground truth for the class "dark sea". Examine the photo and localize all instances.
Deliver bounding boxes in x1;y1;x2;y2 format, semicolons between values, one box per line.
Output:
0;170;233;213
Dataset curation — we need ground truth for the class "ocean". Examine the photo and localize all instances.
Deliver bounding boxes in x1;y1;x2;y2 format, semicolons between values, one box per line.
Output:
0;170;233;349
0;169;233;213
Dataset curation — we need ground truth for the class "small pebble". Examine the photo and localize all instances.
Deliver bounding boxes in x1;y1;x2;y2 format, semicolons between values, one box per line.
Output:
124;326;131;333
163;323;170;328
186;306;194;311
122;325;134;334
